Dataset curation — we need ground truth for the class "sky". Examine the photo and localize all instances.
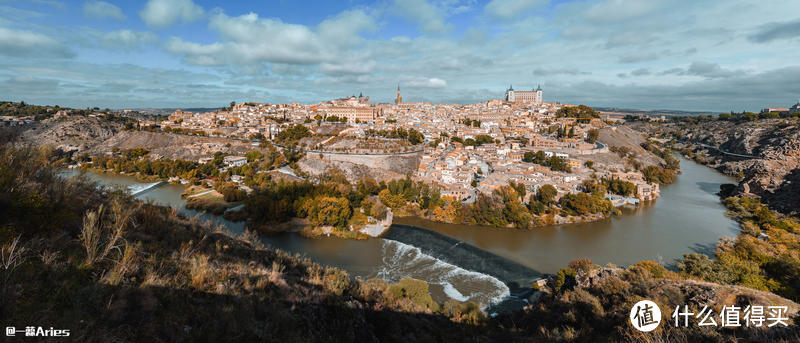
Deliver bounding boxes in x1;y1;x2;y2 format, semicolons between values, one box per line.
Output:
1;0;799;112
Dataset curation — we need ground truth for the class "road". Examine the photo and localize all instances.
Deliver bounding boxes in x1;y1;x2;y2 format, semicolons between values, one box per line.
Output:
696;143;758;159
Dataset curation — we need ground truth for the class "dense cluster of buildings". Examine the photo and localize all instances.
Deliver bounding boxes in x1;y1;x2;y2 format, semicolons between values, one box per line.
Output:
159;84;662;205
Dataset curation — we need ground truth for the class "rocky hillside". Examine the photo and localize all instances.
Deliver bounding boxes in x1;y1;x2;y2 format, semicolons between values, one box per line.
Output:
511;262;800;342
18;115;261;161
598;125;666;167
89;130;256;161
20;115;121;151
633;119;800;215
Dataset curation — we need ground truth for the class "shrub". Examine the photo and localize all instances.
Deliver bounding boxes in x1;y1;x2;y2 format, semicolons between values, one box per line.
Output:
677;253;716;280
389;277;439;311
630;260;670;279
554;268;576;291
568;258;597;274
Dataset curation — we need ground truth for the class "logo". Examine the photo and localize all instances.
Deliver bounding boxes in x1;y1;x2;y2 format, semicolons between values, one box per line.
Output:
630;300;662;332
5;326;70;337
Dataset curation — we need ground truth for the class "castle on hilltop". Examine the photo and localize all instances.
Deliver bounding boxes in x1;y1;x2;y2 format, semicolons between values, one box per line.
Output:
505;85;542;104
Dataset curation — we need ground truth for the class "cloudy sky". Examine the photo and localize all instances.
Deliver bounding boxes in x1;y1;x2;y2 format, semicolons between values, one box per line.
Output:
1;0;799;111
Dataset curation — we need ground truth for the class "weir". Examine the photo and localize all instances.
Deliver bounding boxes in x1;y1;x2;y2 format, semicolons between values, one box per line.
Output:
385;224;546;311
128;181;167;196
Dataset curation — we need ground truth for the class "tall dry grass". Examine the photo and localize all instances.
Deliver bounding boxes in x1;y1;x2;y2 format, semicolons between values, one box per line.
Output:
79;200;139;266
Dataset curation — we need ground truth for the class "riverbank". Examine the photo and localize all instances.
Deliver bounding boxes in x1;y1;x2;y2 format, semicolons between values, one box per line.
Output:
299;225;369;240
64;156;742;309
392;156;738;274
77;166;166;183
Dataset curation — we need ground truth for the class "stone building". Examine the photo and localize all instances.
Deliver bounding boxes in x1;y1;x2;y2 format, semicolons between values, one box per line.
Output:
505;85;542;104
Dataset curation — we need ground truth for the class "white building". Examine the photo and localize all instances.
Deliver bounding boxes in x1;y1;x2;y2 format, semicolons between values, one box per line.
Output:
223;156;248;167
505;85;542;104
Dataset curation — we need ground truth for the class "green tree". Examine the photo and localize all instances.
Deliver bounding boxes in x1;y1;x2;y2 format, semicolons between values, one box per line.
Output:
586;129;599;143
407;128;423;144
299;196;352;228
245;150;264;163
536;184;558;206
276;124;312;143
523;151;535;162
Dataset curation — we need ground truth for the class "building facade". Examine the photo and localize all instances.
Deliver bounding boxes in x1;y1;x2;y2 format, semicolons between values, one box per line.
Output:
505;85;543;104
321;106;381;123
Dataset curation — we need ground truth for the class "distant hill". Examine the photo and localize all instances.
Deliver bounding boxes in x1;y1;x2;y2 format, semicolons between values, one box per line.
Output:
595;107;717;117
126;107;222;116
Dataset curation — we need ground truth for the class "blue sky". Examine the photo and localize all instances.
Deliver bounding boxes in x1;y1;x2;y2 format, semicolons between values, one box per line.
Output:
1;0;799;111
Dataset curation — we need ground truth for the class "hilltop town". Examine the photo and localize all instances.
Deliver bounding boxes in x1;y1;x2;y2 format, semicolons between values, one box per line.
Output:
158;86;663;203
8;85;678;233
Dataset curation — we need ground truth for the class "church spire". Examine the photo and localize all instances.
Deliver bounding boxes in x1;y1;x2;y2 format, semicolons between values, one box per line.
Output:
395;83;402;104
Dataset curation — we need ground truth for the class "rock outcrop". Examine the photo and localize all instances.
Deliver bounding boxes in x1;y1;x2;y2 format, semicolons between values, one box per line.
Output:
634;119;800;215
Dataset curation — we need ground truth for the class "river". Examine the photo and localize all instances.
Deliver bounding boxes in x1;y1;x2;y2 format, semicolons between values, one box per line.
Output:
394;156;740;273
63;156;739;309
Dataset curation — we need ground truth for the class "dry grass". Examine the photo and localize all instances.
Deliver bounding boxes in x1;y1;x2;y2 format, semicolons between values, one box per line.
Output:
39;249;61;266
79;200;138;266
1;235;27;286
102;242;139;286
189;255;212;289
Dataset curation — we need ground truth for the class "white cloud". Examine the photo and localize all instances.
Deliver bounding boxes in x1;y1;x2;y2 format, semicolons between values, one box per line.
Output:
392;0;451;34
583;0;664;23
140;0;204;29
319;61;376;76
100;30;157;50
0;27;73;58
484;0;545;20
166;10;375;66
406;77;447;88
83;1;126;21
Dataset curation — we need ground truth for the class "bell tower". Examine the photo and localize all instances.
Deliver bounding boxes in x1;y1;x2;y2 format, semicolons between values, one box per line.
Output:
395;84;402;104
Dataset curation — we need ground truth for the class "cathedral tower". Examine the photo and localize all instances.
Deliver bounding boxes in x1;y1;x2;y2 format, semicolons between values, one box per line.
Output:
395;84;402;104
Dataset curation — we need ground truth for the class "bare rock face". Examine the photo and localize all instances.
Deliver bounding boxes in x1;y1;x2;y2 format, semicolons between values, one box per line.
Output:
21;116;121;151
297;155;406;183
658;119;800;215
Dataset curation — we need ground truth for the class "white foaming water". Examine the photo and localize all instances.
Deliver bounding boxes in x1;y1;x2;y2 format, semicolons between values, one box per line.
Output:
375;239;510;309
127;182;162;196
441;283;470;302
